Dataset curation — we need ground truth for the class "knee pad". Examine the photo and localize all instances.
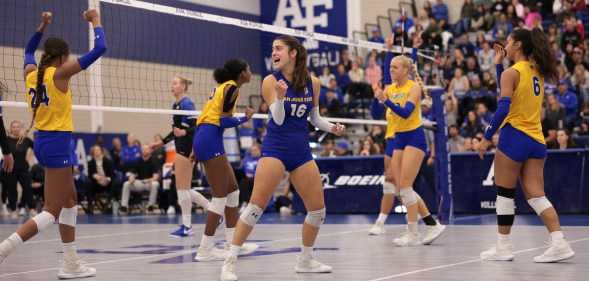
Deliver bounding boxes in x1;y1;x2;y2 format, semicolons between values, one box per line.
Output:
177;190;190;201
226;190;240;208
58;207;77;227
528;196;553;216
400;188;418;206
496;196;515;215
32;211;56;232
240;203;264;226
305;208;326;228
208;197;227;215
383;182;397;195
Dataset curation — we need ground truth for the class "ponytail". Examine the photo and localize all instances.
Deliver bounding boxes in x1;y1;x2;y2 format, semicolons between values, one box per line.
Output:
511;28;558;84
214;58;249;84
20;53;50;146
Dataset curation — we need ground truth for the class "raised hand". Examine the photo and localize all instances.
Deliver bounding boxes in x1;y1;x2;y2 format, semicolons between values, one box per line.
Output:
276;79;288;99
38;12;52;32
332;122;346;136
385;34;394;51
493;43;505;65
83;9;101;26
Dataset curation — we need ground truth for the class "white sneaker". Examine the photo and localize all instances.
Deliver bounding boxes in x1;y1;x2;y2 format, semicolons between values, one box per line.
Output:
393;229;421;246
0;204;6;216
195;246;227;262
18;208;25;216
533;239;575;263
220;256;238;281
279;206;291;214
57;251;96;279
294;255;332;273
368;221;386;235
166;206;175;215
223;242;259;256
238;205;246;214
10;211;17;219
0;240;16;265
480;244;515;261
422;222;446;245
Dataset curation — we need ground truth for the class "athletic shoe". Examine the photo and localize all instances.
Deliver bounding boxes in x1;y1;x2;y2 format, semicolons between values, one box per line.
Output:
57;251;96;279
393;228;421;246
169;225;194;238
220;256;238;281
294;255;332;273
422;222;446;245
223;242;259;256
480;244;515;261
166;206;176;215
0;240;15;265
195;246;227;262
533;239;575;263
18;208;25;216
368;221;385;235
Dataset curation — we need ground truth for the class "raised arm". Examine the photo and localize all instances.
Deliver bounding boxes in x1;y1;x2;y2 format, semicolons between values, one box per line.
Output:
23;12;52;79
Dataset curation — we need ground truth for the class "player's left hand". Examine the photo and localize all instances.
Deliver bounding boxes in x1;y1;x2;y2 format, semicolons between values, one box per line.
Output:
2;153;14;173
332;122;346;136
173;127;186;137
476;138;490;160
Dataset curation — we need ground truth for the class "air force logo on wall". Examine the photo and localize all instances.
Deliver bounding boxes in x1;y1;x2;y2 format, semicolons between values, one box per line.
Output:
272;0;333;50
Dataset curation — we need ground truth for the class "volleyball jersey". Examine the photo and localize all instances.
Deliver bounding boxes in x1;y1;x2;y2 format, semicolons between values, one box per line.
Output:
25;67;73;131
384;94;395;139
197;80;238;126
386;80;421;133
172;96;197;129
262;71;314;154
500;61;545;144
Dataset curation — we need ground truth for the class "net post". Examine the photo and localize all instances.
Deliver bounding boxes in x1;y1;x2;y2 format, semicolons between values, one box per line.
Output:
430;88;453;223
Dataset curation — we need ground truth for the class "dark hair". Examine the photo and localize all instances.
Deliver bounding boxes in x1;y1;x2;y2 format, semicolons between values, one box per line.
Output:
275;35;309;95
511;28;558;83
21;37;70;145
557;128;576;149
213;58;248;84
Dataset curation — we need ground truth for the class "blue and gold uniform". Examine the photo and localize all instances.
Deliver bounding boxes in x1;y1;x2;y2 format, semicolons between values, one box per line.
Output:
386;80;427;152
498;61;547;162
261;72;314;171
193;81;238;162
25;67;73;168
384;93;396;157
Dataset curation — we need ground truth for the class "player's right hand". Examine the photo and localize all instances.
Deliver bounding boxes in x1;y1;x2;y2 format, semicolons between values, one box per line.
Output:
276;79;288;99
41;12;52;26
83;9;100;22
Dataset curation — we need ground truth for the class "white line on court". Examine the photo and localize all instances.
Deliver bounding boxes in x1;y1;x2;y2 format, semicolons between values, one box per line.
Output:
23;227;171;245
367;237;589;281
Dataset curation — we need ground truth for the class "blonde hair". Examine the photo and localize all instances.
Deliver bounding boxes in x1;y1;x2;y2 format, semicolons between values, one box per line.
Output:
175;76;193;92
393;56;430;101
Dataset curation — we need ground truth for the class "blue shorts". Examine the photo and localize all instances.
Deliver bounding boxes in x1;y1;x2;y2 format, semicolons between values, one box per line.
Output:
498;123;547;163
34;131;72;168
393;127;427;153
261;151;313;172
385;138;395;157
193;124;225;162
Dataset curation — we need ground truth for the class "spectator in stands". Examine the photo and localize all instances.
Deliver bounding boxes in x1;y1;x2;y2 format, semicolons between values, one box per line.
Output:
424;16;443;48
556;80;579;129
319;66;335;88
348;60;365;83
368;27;384;43
253;103;268;141
481;70;498;93
541;108;558;147
562;19;582;48
358;139;379;156
121;134;141;173
492;0;509;14
151;133;166;169
445;91;459;126
365;56;382;86
546;94;567;129
458;34;475;57
335;140;352;156
470;4;486;32
110;137;123;173
495;28;508;46
461;110;485;138
505;5;519;27
238;144;260;213
465;57;481;80
423;0;433;16
469;74;485;94
85;145;116;215
335;64;351;95
339;50;352;72
327;78;344;103
553;42;566;65
492;14;513;39
369;125;386;148
571;64;589;105
448;124;465;153
579;103;589;125
478;41;495;73
551;129;577;149
512;0;525;18
547;24;561;47
460;137;474;152
119;145;160;214
553;0;565;15
320;89;342;118
448;68;470;98
452;49;467;71
432;0;449;29
417;10;430;30
320;140;335;157
524;6;542;29
30;163;44;204
455;0;475;35
566;47;589;73
475;102;492;127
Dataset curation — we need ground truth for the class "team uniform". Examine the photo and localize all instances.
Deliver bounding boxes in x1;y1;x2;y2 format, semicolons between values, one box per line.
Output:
261;71;314;171
384;95;396;157
163;96;197;157
194;80;238;161
386;80;427;152
497;61;547;163
25;67;73;168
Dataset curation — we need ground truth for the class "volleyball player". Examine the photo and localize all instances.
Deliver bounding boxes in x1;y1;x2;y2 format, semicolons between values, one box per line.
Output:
476;28;575;262
193;59;259;261
0;10;106;278
150;76;210;238
369;33;445;246
220;35;346;281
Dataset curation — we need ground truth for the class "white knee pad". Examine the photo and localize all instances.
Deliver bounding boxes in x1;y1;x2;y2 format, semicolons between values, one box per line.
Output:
383;182;397;195
32;211;56;232
58;207;77;227
400;188;418;206
528;196;553;216
496;196;515;215
305;208;326;228
177;190;190;201
226;190;240;208
208;197;227;215
240;204;264;226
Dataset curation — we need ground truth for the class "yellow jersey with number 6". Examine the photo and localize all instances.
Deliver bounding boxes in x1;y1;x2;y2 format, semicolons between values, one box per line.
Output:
25;67;73;131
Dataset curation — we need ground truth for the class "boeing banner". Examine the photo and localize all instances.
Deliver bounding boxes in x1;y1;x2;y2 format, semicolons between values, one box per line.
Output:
260;0;348;76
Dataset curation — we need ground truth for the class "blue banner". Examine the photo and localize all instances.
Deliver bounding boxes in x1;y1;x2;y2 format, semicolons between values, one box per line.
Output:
260;0;348;76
